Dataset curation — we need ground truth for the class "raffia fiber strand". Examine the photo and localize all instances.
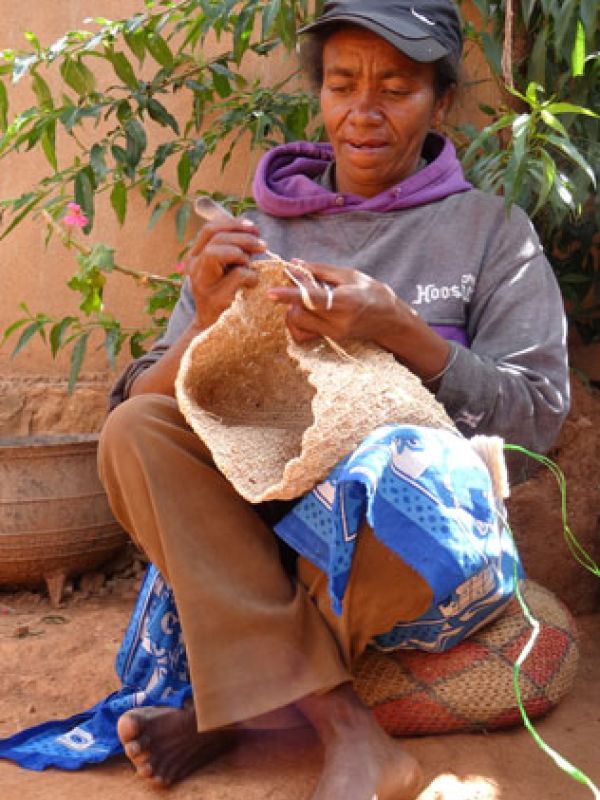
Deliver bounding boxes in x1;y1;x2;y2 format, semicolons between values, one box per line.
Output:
176;259;455;503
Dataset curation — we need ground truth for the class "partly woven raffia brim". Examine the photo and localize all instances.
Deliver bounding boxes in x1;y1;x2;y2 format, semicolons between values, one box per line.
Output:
175;259;456;503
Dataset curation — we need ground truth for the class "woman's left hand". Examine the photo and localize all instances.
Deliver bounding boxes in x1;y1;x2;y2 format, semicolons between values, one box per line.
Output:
267;260;410;347
267;259;451;387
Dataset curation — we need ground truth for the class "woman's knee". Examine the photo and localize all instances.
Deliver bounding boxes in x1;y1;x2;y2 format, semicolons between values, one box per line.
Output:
98;393;180;475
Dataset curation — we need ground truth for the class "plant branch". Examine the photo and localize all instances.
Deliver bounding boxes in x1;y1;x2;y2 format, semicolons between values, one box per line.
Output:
41;209;179;286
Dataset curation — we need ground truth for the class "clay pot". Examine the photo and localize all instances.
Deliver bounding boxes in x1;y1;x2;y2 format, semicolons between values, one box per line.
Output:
0;434;127;605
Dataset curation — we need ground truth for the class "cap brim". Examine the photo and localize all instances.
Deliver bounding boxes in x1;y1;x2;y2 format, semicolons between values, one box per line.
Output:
298;13;449;63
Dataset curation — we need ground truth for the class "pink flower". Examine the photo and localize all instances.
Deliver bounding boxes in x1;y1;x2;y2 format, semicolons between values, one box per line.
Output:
174;261;186;273
63;202;88;228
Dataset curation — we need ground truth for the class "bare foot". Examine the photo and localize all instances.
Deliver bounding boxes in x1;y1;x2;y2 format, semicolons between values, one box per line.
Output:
117;699;236;787
298;684;423;800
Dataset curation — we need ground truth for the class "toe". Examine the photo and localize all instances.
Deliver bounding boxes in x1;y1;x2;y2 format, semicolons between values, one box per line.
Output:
117;711;141;745
137;761;154;779
124;740;142;759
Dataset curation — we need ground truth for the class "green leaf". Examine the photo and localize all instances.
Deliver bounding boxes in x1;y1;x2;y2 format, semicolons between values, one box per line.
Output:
507;114;530;192
209;63;232;98
124;30;146;63
125;117;147;168
462;113;514;165
31;72;53;110
110;180;127;225
189;138;206;170
106;49;138;90
541;109;568;137
58;104;79;132
520;0;538;26
129;331;148;359
116;99;133;125
553;0;578;59
525;82;541;108
0;192;44;241
74;167;95;233
531;150;557;218
103;325;122;367
262;0;281;39
148;198;172;230
152;141;177;171
24;31;41;52
146;34;173;68
480;31;502;75
11;320;46;357
580;0;598;40
177;150;191;193
0;80;7;132
571;19;586;77
527;24;547;86
49;316;77;358
87;243;115;271
12;54;37;83
478;103;497;117
175;202;191;241
125;12;146;34
545;102;598;118
90;143;108;182
547;133;596;185
41;119;57;170
2;317;29;343
68;332;90;393
233;6;255;63
111;143;130;172
76;275;105;314
284;104;309;140
146;98;179;133
60;57;96;96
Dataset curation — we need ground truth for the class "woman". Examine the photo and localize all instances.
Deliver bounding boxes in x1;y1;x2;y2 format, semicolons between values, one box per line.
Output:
97;1;569;798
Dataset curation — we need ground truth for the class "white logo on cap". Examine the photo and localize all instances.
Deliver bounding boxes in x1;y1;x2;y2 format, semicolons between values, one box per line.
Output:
411;7;436;25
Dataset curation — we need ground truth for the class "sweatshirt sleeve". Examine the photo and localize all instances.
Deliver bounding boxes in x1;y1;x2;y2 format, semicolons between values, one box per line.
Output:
108;278;196;410
435;205;570;474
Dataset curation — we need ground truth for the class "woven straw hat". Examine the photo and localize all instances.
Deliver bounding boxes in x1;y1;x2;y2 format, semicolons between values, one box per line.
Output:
175;259;455;503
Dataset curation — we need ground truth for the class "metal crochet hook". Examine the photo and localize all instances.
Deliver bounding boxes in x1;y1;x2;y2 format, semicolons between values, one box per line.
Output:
193;196;281;261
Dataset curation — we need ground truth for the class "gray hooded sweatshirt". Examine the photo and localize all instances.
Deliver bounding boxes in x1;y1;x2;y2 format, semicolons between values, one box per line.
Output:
110;136;569;482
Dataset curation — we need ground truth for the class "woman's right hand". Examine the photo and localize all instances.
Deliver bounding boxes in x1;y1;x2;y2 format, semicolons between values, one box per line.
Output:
187;217;267;329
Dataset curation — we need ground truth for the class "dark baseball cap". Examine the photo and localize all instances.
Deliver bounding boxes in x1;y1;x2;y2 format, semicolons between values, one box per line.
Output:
299;0;463;66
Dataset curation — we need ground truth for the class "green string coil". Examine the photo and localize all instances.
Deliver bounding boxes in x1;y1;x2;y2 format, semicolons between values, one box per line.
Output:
503;444;599;799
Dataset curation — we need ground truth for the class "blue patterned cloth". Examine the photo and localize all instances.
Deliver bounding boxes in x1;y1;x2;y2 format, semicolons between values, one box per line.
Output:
0;423;520;770
0;566;191;770
275;425;521;650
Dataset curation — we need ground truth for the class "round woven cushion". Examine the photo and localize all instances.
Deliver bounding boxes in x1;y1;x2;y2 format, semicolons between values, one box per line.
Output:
353;581;579;735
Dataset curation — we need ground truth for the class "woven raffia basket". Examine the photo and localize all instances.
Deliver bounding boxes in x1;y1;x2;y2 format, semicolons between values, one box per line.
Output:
353;581;579;734
176;259;455;503
0;435;128;605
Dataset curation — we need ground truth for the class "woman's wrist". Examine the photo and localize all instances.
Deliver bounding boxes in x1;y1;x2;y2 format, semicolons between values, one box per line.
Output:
375;300;451;385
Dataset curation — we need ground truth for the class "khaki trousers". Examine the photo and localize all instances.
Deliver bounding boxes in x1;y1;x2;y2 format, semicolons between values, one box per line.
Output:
98;394;432;731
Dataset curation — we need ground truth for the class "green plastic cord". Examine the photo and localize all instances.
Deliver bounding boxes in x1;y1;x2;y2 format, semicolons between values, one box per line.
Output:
502;444;600;798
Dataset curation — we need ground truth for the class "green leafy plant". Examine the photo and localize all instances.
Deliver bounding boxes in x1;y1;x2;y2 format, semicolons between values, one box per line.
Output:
0;0;323;387
1;0;598;387
461;83;596;221
458;0;600;344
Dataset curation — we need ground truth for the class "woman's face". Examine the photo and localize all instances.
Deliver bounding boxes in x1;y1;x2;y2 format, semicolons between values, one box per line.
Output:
320;27;453;198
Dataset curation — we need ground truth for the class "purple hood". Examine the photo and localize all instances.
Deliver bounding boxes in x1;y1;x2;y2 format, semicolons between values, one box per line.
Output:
252;133;471;217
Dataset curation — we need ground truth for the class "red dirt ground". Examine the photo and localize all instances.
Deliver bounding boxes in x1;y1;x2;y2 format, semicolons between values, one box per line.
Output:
0;577;599;800
1;378;599;798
